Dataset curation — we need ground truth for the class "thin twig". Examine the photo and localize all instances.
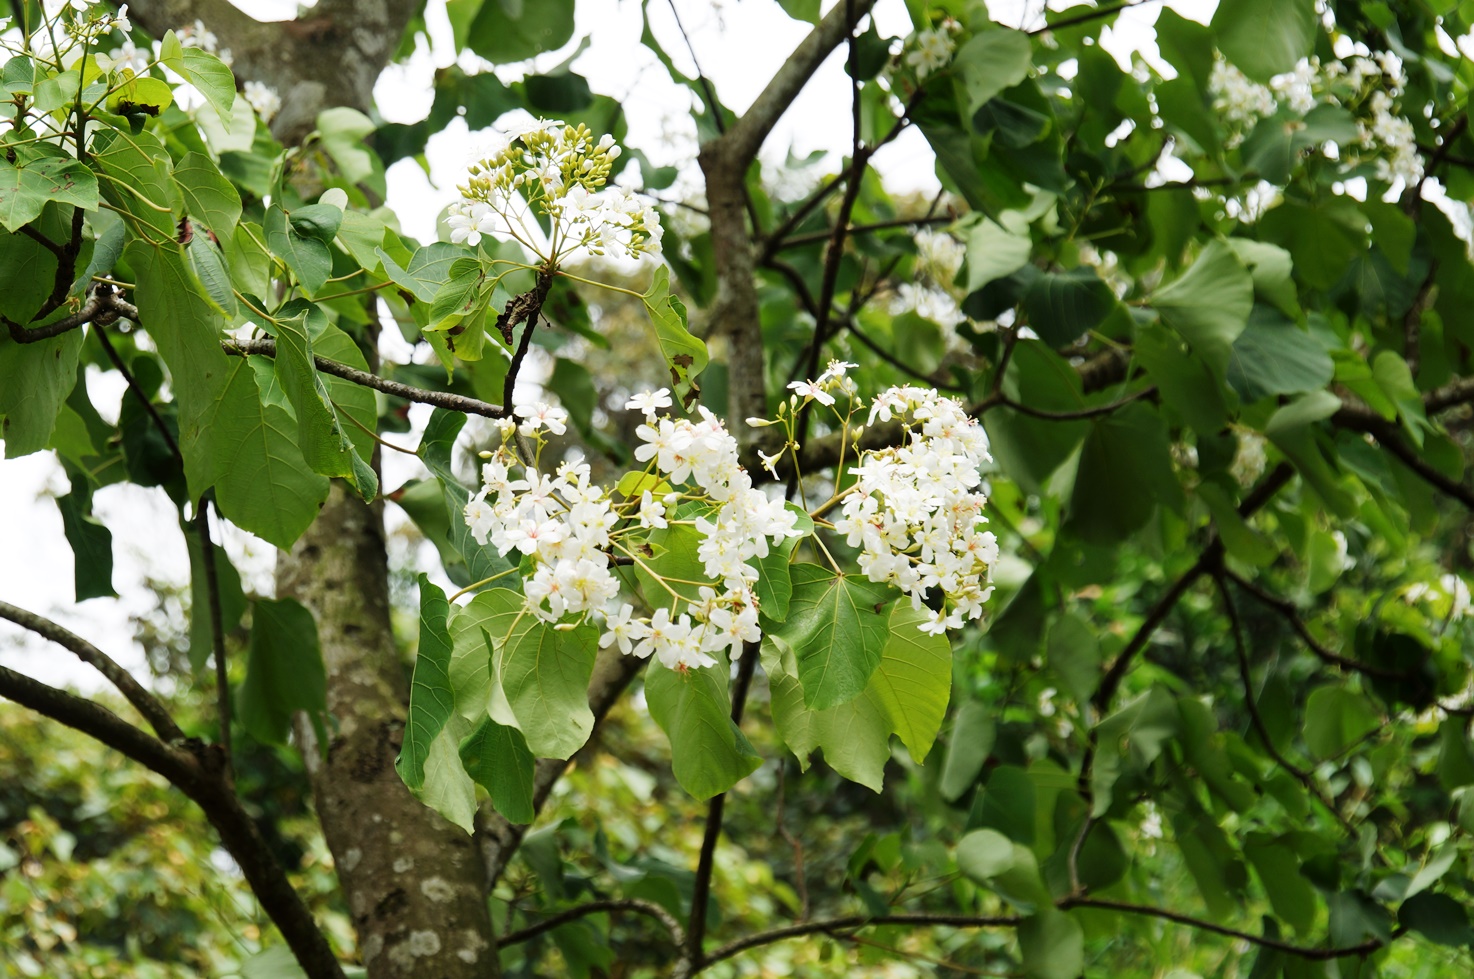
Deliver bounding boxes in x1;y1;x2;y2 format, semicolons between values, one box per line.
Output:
194;497;231;774
226;338;506;418
701;912;1021;968
0;601;184;743
499;897;686;951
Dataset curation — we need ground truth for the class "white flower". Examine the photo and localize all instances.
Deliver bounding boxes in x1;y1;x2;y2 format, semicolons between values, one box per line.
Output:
905;25;957;80
243;80;281;124
625;388;673;417
638;490;668;530
1209;59;1276;132
787;380;835;406
514;401;569;437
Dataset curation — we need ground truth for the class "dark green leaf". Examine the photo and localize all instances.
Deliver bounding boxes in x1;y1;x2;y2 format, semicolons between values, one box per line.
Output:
239;598;327;746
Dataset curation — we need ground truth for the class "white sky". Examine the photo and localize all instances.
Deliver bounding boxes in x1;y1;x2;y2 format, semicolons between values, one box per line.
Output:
0;0;1214;692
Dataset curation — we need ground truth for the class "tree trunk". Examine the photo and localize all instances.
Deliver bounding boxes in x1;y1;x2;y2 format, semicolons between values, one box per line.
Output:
278;487;497;977
123;2;500;974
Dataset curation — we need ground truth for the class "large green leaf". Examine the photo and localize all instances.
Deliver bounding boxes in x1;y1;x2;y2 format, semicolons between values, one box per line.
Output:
954;28;1033;120
198;357;330;548
775;563;893;710
1303;686;1380;760
1151;240;1253;374
965;218;1031;293
466;0;576;63
55;475;114;601
265;204;332;294
642;266;707;408
1212;0;1318;82
420;718;478;834
869;604;952;763
646;652;761;800
955;828;1052;912
459;715;536;824
1068;403;1184;543
0;325;81;459
1021;266;1118;347
269;302;376;500
180;47;237;123
92;129;177;238
397;577;459;792
0;158;98;232
173;152;242;237
1225;307;1334;403
238;598;327;746
479;587;598;759
1019;910;1085;979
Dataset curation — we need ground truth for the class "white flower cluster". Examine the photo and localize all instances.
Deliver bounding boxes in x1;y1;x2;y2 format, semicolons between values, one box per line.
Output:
1229;429;1268;487
834;386;998;635
462;390;802;672
1204;51;1421;186
1359;90;1422;185
914;229;964;286
31;0;129;55
892;281;964;328
450;120;662;262
904;19;961;80
1403;574;1473;623
1209;59;1277;131
243;80;280;123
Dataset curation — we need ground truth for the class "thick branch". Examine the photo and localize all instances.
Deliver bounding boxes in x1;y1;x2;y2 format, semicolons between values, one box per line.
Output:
0;601;184;743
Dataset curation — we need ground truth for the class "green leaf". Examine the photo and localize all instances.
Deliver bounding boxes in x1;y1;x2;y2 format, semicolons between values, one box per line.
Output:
954;28;1033;120
1068;403;1184;543
1302;686;1379;759
1152;240;1254;374
1244;839;1317;934
316;107;377;185
776;563;893;710
92;128;177;239
1259;200;1365;291
1399;892;1474;947
420;719;478;834
397;577;458;792
1227;238;1300;317
459;715;536;824
0;225;59;325
642;266;708;408
106;73;173;116
173;152;242;237
776;0;820;22
0;325;81;459
1047;613;1099;705
0;158;99;232
1018;910;1085;979
187;233;236;316
270;302;377;500
379;241;470;304
965;218;1031;293
940;698;995;802
55;476;114;601
869;603;951;763
239;598;327;746
265;204;332;294
467;0;576;62
478;588;598;759
1225;307;1334;403
955;828;1051;912
180;47;237;124
1021;266;1118;347
1213;0;1318;82
647;652;762;800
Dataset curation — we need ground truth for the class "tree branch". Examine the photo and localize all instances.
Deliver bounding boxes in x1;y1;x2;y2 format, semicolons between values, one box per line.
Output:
700;912;1020;969
226;338;507;418
1058;896;1394;960
194;498;231;773
499;897;686;953
0;663;345;979
0;601;184;743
